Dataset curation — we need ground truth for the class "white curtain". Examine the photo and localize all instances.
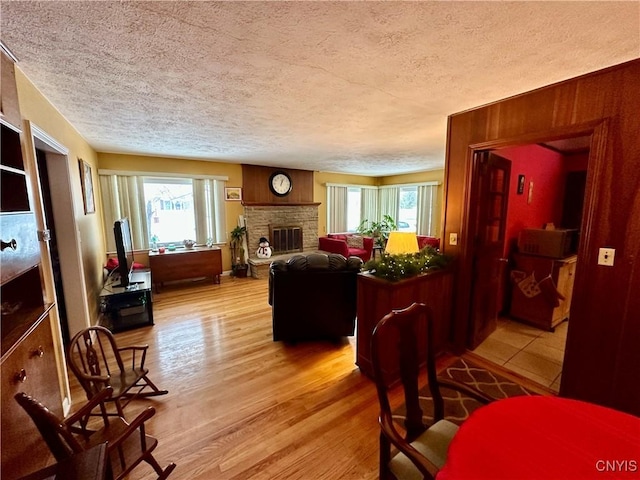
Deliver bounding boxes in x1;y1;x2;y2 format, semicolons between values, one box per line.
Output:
361;187;378;225
100;173;227;251
379;186;399;222
99;174;148;251
417;184;440;236
193;178;226;244
327;185;348;233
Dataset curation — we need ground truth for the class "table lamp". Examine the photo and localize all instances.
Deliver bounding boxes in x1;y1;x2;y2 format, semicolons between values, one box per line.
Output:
385;232;419;255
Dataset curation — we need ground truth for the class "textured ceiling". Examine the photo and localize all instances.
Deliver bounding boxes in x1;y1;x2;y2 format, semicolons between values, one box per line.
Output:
1;1;639;176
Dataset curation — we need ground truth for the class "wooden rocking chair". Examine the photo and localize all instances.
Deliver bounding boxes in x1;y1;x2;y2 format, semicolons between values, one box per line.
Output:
67;326;168;418
15;387;176;480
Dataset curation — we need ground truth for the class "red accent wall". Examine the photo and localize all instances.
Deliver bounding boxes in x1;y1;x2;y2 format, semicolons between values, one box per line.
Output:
499;144;566;256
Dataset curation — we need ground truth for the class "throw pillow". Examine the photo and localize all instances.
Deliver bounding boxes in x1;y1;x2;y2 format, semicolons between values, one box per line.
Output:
346;235;364;249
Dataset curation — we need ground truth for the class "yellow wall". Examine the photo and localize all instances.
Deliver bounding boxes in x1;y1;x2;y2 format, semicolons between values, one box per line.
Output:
379;169;444;186
98;153;243;270
15;68;105;319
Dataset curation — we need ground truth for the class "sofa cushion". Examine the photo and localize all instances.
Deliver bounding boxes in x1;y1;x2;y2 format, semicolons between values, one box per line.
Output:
417;236;441;250
346;235;364;249
347;247;368;259
272;253;362;273
329;233;348;242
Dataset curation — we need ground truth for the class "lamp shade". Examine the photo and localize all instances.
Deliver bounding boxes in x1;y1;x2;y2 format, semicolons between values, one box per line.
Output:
385;231;419;255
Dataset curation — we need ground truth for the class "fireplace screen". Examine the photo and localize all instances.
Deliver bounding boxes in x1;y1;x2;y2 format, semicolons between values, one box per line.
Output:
270;226;303;254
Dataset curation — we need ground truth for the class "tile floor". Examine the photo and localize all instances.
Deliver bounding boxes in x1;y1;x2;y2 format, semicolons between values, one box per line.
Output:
471;318;568;392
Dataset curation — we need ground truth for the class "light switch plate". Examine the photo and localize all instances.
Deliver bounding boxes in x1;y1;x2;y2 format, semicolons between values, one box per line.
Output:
449;233;458;246
598;248;615;266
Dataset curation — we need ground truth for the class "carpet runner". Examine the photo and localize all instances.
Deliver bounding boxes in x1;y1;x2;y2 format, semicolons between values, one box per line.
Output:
393;357;537;426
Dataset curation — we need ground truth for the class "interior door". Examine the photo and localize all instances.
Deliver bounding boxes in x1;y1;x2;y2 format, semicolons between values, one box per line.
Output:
469;152;511;349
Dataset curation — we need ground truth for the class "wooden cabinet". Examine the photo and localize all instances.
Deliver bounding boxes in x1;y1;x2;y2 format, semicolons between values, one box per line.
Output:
1;311;62;479
1;47;22;130
148;246;222;291
510;254;577;331
356;270;454;386
1;48;64;478
0;213;40;284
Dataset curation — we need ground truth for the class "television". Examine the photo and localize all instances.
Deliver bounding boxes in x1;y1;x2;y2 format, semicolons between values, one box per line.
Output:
113;218;135;287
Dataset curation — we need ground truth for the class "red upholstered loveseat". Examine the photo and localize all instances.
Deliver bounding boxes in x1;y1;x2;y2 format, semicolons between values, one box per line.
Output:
417;235;440;250
318;233;374;262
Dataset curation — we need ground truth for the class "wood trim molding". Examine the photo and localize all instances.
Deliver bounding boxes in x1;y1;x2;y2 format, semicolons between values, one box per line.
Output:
242;202;321;207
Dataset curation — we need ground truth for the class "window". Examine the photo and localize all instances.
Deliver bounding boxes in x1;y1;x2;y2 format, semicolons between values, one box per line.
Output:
326;184;378;233
398;186;417;232
99;171;227;251
144;178;195;244
346;187;362;232
327;181;440;237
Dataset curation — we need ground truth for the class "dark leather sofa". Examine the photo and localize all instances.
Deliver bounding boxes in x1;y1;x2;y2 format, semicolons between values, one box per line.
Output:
269;253;363;342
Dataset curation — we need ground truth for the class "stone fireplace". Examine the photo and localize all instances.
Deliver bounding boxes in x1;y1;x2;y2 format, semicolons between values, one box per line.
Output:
243;205;319;258
270;225;303;254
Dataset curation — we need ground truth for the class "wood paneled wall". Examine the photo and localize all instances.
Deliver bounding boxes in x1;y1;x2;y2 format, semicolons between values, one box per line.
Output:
241;164;316;205
443;59;640;416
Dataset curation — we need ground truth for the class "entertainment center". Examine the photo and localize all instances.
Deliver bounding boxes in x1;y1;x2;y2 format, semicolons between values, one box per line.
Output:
100;270;154;332
99;218;155;332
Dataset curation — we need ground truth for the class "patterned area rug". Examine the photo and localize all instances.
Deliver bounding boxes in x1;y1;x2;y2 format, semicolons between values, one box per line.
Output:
393;357;536;426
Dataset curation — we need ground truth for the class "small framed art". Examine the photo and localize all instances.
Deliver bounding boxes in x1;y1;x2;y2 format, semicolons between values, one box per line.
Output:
225;187;242;201
79;158;95;214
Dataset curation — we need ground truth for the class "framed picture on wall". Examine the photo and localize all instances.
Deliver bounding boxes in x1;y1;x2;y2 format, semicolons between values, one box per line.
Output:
225;187;242;201
517;174;526;195
78;158;95;214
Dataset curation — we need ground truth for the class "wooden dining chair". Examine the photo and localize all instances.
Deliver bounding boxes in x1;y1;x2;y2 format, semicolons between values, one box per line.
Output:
15;387;176;480
67;326;168;418
371;302;494;480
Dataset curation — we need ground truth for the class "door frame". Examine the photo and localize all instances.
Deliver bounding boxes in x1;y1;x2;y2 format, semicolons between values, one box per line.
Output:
21;121;91;414
450;119;608;353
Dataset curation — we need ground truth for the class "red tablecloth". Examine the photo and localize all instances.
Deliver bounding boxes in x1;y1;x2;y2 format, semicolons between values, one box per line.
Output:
437;396;640;480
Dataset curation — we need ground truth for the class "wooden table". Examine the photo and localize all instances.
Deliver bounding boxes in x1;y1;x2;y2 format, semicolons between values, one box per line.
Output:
148;246;222;292
437;396;640;480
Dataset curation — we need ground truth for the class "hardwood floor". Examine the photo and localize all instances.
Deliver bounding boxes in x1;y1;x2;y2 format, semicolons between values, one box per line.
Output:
69;276;392;479
66;275;552;480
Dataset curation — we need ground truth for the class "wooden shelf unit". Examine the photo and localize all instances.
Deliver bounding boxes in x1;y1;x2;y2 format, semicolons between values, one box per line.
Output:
1;47;64;478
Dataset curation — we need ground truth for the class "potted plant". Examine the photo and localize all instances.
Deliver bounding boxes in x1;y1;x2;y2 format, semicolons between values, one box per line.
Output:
357;214;398;248
230;225;248;278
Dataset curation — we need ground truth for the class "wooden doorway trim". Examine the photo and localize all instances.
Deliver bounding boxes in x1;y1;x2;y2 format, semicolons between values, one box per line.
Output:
449;119;609;352
21;120;93;415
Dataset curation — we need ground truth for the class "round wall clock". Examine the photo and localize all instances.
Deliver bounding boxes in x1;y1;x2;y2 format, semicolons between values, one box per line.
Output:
269;171;292;196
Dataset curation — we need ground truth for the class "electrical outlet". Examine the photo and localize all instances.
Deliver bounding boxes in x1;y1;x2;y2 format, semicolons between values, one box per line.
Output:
449;233;458;246
598;248;615;266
